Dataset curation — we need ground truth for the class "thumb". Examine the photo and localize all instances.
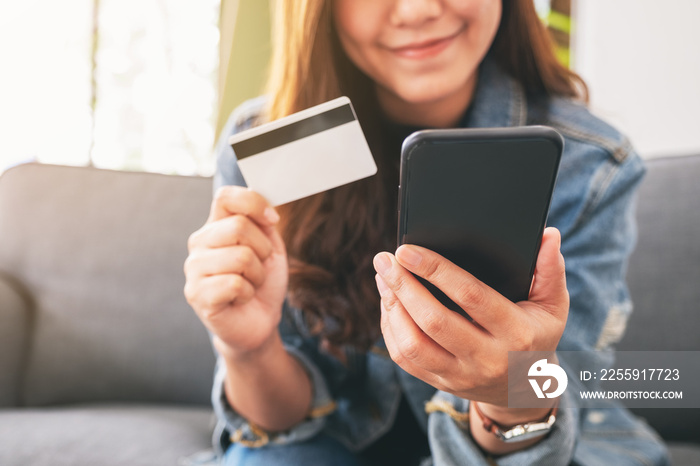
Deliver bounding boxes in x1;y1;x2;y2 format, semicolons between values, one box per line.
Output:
528;227;569;314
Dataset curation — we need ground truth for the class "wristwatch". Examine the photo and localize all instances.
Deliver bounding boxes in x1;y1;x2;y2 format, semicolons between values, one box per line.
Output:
471;400;559;443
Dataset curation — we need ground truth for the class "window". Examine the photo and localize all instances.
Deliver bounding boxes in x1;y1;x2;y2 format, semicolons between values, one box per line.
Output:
0;0;219;176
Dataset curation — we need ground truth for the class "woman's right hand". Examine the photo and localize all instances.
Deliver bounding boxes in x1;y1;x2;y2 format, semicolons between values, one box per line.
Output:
184;186;288;360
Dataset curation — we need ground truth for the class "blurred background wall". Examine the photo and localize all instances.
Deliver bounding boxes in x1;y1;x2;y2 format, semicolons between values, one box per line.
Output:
217;0;270;138
572;0;700;158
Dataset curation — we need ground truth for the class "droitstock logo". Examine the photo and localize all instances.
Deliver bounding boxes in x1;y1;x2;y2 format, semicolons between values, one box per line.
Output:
528;359;568;399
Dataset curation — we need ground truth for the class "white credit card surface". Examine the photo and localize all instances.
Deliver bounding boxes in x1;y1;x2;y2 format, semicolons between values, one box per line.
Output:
228;96;377;206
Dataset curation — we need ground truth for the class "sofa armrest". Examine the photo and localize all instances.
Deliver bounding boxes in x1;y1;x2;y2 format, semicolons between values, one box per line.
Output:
0;274;31;407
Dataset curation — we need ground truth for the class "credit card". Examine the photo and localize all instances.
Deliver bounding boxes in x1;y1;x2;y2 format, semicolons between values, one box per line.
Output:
228;96;377;206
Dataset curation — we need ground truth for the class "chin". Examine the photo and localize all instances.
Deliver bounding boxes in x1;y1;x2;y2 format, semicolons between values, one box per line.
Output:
395;81;467;106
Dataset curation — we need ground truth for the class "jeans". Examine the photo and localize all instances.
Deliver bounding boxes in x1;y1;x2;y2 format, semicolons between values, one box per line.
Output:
224;434;364;466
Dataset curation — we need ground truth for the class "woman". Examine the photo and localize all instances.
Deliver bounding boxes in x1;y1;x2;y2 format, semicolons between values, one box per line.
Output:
185;0;669;464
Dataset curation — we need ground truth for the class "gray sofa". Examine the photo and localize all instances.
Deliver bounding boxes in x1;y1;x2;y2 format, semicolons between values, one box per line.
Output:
617;154;700;464
0;164;216;465
0;156;698;465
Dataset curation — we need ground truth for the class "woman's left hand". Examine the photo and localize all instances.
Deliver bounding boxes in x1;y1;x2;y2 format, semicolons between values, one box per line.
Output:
373;227;569;407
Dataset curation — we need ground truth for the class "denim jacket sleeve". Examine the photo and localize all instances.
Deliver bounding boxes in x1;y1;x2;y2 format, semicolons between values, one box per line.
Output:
209;99;336;453
422;108;667;465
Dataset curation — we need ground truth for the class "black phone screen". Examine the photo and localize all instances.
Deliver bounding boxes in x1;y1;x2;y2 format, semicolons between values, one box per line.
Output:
397;127;563;314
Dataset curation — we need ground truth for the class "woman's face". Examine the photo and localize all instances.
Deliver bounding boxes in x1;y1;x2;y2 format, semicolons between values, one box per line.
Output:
333;0;502;126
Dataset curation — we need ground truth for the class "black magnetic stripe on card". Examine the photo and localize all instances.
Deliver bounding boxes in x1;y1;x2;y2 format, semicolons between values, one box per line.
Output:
231;104;356;160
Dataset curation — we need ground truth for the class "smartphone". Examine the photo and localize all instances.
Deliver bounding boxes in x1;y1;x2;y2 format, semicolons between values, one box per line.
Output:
397;126;563;317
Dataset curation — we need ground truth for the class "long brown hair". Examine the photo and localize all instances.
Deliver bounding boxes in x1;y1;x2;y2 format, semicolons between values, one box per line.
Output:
263;0;587;350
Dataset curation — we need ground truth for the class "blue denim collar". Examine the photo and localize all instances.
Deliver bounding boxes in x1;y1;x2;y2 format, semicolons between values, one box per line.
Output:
462;57;528;129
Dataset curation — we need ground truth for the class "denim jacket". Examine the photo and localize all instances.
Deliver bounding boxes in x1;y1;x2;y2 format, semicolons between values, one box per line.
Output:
209;59;670;465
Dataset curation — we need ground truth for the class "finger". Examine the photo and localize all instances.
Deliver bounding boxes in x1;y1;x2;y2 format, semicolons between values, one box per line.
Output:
376;274;456;376
208;185;279;226
261;221;287;257
379;299;441;387
186;245;266;288
188;214;273;260
185;274;256;314
374;252;488;355
528;227;569;315
392;245;518;334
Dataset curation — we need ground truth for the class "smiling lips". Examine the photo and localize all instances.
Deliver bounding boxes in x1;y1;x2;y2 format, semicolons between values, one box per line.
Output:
389;27;465;59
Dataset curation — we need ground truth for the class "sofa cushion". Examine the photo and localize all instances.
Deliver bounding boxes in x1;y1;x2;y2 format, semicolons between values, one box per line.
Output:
0;404;214;466
622;154;700;352
668;443;700;466
0;277;31;407
618;154;700;444
0;164;216;406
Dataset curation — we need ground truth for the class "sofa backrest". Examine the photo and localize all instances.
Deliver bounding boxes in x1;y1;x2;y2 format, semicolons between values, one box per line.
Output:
618;154;700;442
620;154;700;350
0;164;216;407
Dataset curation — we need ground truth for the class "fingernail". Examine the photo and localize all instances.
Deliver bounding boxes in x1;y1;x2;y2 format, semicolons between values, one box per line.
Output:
396;245;422;267
264;207;280;224
545;227;561;249
375;274;390;297
373;253;392;276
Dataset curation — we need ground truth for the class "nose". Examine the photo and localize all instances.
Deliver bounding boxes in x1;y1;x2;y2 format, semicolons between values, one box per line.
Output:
390;0;443;28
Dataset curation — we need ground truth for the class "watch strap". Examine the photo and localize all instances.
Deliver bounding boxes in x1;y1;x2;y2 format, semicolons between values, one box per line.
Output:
471;400;559;443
